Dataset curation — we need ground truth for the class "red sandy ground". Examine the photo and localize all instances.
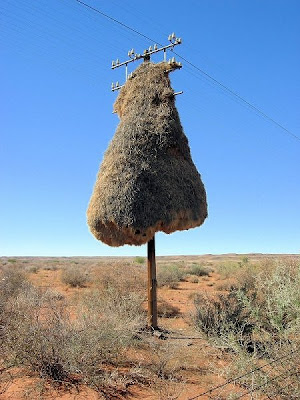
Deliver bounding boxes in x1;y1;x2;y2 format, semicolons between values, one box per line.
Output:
1;254;293;400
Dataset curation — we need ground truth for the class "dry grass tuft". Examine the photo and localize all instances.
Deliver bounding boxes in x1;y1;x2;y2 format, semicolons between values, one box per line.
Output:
157;264;186;289
0;268;148;397
157;300;180;318
61;267;89;287
93;262;147;295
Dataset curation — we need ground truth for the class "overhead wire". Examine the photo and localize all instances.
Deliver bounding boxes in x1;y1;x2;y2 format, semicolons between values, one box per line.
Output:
1;0;141;85
5;0;289;146
70;4;257;143
107;0;245;92
0;2;103;82
76;0;163;46
89;0;295;148
0;1;108;62
3;0;298;146
1;0;158;93
173;51;300;142
75;0;300;143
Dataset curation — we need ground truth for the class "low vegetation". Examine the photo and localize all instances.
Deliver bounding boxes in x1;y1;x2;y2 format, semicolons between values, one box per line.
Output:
134;256;146;264
157;300;180;318
157;264;185;288
61;267;89;287
1;269;146;395
186;263;212;277
0;261;185;398
1;255;298;399
194;258;300;399
94;261;147;294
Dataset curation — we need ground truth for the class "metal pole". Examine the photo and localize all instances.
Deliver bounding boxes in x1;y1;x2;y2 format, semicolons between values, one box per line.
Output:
147;236;158;329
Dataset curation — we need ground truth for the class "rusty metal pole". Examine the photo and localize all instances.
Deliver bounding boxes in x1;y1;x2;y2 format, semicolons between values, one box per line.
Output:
147;235;158;329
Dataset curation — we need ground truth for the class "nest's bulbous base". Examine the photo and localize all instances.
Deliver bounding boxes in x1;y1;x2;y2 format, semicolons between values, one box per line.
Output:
88;210;206;247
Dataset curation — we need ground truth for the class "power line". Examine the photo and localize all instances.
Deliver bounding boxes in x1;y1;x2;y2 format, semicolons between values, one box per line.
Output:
0;2;104;82
76;0;300;143
76;0;162;45
173;52;300;142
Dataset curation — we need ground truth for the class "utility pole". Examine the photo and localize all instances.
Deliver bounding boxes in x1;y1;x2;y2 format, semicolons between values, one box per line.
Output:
147;235;157;329
111;32;183;91
111;33;183;330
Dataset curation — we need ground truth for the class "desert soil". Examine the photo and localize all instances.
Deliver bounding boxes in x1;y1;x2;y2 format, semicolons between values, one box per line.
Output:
0;253;296;400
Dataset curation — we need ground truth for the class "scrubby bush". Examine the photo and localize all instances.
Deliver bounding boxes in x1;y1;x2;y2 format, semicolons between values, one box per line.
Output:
194;291;253;341
43;265;58;271
216;261;240;280
250;260;300;337
61;267;88;287
135;256;146;265
80;287;145;338
3;288;71;381
0;267;31;298
95;262;147;295
195;260;300;345
194;258;300;399
157;264;186;289
0;268;32;343
157;300;180;318
27;265;39;274
187;264;212;277
1;275;147;395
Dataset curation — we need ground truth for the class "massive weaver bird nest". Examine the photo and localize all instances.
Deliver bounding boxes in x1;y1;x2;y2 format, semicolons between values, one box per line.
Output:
87;61;207;246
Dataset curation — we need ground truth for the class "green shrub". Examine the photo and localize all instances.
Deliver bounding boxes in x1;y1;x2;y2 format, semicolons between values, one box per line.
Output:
216;261;240;280
61;267;88;287
187;264;212;277
194;259;300;399
157;264;186;289
135;256;146;264
195;259;300;348
78;287;145;347
248;261;300;337
194;291;253;340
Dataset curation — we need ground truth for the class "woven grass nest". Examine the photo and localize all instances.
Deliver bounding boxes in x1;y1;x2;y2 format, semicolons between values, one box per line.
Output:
87;61;207;246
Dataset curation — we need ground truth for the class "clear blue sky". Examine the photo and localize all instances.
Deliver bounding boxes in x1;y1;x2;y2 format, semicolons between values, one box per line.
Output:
1;0;299;256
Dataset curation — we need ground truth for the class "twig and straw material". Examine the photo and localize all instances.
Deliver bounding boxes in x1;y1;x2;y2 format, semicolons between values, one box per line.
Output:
87;61;207;247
